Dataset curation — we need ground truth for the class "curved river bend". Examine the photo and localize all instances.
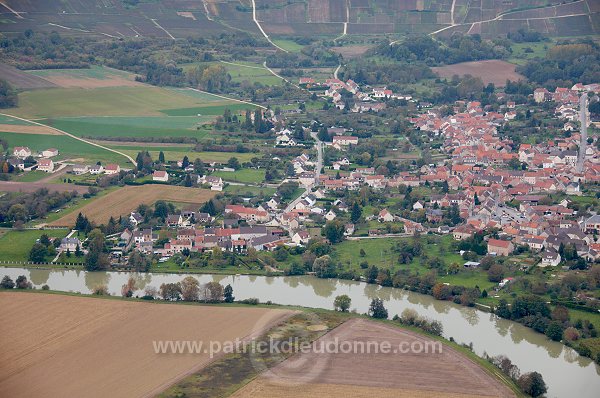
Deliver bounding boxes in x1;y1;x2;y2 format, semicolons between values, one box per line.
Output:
2;267;599;398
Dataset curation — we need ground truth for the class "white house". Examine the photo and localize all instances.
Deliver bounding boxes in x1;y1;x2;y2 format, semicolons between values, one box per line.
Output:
60;237;81;252
104;164;120;175
153;170;169;182
72;164;89;175
540;251;561;267
13;146;31;159
325;210;337;221
378;209;394;222
89;165;104;174
291;230;311;245
332;136;358;146
37;158;54;173
41;148;59;158
198;175;223;191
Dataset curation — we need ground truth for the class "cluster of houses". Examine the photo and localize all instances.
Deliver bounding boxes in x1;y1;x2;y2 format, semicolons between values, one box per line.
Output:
300;77;412;113
10;146;59;172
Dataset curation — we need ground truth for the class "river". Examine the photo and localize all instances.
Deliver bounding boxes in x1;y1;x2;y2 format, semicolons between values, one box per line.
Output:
1;267;599;397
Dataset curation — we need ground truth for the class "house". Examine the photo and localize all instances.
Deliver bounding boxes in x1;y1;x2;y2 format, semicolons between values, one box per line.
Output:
60;237;81;252
488;239;514;256
291;230;311;245
276;134;297;147
225;205;269;223
584;215;600;234
325;210;337;221
197;213;211;223
13;146;31;159
540;250;561;267
378;209;394;222
153;170;169;182
198;175;224;191
332;136;359;146
41;148;59;158
412;201;425;210
166;214;183;228
72;164;89;175
8;158;24;170
129;212;143;226
104;164;120;175
37;158;54;173
89;165;104;175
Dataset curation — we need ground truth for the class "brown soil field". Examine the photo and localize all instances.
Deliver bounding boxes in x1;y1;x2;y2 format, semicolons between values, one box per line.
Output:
0;292;292;398
0;181;89;194
232;318;515;398
432;60;525;87
331;45;372;58
0;123;60;135
0;63;57;90
50;185;216;226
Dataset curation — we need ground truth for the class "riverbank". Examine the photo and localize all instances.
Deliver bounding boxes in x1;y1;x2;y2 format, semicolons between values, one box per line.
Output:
1;267;598;398
1;289;523;397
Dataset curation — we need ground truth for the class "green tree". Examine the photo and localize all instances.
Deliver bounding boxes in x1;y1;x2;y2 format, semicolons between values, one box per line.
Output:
158;151;165;163
324;220;345;243
333;294;351;312
85;229;109;271
0;79;17;108
224;284;234;303
312;255;337;278
495;299;511;319
368;298;388;319
180;276;200;301
160;282;182;300
29;243;48;263
517;372;547;397
227;157;241;170
545;321;564;341
487;263;505;282
351;202;362;224
15;275;31;289
0;275;15;289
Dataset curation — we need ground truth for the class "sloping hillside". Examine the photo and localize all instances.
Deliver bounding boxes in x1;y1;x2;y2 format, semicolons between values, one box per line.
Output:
0;0;597;39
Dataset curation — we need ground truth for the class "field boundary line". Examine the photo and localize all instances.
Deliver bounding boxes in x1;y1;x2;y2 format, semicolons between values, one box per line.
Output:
0;112;137;167
0;1;23;19
151;18;176;40
184;88;267;109
219;60;266;70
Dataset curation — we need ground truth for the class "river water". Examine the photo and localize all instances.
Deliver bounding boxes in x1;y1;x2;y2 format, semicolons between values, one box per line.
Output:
1;267;598;398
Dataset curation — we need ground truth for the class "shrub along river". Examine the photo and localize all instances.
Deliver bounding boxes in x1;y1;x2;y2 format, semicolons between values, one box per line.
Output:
2;267;599;397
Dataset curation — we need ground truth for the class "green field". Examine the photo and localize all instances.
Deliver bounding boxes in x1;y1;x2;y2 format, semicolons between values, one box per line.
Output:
212;168;265;184
0;114;32;125
223;184;276;197
0;229;69;262
26;65;137;80
0;132;131;166
508;41;550;65
42;116;213;139
272;39;305;52
11;171;51;183
160;103;252;116
8;86;244;118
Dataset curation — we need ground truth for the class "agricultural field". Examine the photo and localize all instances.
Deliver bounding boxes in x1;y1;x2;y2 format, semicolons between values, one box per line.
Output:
25;66;142;88
0;229;69;262
431;60;526;87
0;292;292;398
230;318;515;398
0;181;90;194
6;86;246;118
0;63;57;90
50;185;215;226
0;132;130;166
41;116;213;139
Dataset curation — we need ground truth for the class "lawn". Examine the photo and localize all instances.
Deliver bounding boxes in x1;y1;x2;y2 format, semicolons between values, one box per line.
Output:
223;184;276;197
26;65;135;80
8;86;245;118
508;41;550;65
212;168;265;184
0;132;131;166
43;116;213;139
0;229;69;262
11;171;50;183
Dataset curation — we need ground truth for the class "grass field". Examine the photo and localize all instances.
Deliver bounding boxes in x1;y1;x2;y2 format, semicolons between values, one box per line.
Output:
8;86;245;118
0;132;129;165
50;185;215;226
0;292;291;398
25;65;141;88
223;184;276;197
0;229;69;262
160;102;251;116
43;116;213;139
271;39;305;52
212;168;265;184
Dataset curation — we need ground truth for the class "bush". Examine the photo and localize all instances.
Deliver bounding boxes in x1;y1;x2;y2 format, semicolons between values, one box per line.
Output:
517;372;547;397
41;284;49;290
92;285;109;295
240;298;260;305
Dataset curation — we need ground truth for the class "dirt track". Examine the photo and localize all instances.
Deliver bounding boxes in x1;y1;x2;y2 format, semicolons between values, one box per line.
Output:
0;292;291;398
232;318;515;398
